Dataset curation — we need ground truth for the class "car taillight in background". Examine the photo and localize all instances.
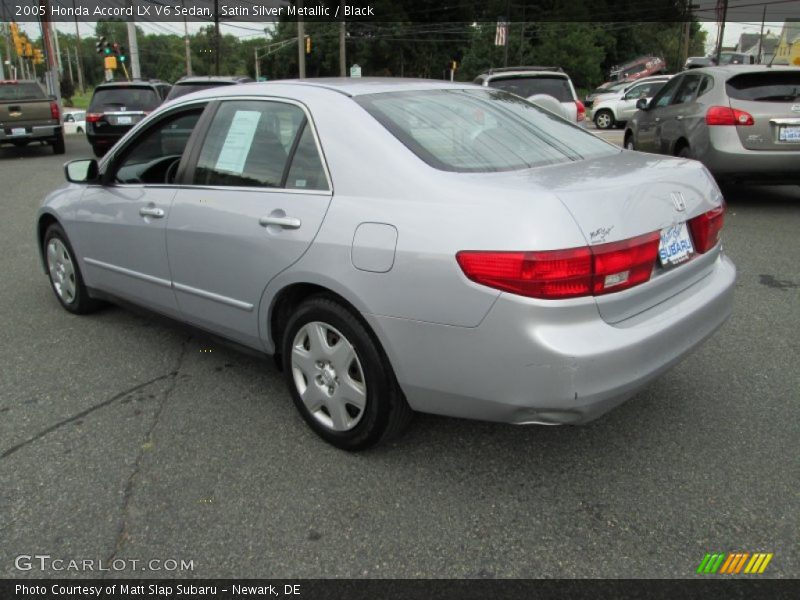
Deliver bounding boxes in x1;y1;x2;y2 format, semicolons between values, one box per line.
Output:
705;106;754;126
50;101;59;120
85;113;103;123
688;204;726;253
575;100;586;122
457;232;661;300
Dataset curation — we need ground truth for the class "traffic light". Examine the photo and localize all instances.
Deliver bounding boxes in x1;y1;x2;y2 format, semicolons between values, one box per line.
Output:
96;36;110;55
113;43;126;63
25;42;33;59
305;36;311;54
33;48;44;65
450;60;458;71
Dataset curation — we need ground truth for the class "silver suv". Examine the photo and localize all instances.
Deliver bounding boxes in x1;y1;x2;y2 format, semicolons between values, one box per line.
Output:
624;66;800;185
474;67;585;123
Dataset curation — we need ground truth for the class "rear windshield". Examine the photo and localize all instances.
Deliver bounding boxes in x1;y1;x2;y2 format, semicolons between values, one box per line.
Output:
0;82;46;101
726;72;800;102
166;82;233;101
356;89;617;173
485;76;573;102
89;86;161;111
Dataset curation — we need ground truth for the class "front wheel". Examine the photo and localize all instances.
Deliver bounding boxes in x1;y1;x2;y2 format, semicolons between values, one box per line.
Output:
594;110;614;130
282;296;412;450
43;224;103;314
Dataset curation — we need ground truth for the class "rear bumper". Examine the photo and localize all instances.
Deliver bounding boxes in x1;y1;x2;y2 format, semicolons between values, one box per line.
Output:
0;124;61;143
367;252;736;425
701;128;800;182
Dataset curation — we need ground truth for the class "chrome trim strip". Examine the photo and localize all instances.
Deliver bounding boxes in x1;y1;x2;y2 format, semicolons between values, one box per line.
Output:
83;257;172;288
770;118;800;125
172;282;254;311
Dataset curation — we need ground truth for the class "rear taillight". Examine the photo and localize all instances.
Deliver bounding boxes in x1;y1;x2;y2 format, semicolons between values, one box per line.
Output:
86;112;103;123
705;106;754;126
50;101;59;120
456;232;660;300
688;204;725;253
575;100;586;122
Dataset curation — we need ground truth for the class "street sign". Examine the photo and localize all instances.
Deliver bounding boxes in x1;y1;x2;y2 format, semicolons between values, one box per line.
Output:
104;56;118;70
350;64;362;78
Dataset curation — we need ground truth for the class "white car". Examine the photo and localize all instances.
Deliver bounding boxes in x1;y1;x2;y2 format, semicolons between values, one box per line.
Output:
62;110;86;135
591;77;671;130
474;67;586;123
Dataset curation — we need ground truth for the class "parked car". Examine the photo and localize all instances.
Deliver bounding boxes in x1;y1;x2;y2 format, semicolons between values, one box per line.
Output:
609;56;667;82
37;79;735;449
718;52;756;65
0;79;64;154
624;66;800;185
165;75;254;101
684;56;717;70
475;67;586;123
63;110;86;135
86;80;171;157
591;76;671;129
584;80;631;109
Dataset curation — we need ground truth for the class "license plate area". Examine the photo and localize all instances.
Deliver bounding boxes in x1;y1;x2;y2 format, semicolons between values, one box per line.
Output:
778;125;800;143
659;222;695;268
10;127;26;136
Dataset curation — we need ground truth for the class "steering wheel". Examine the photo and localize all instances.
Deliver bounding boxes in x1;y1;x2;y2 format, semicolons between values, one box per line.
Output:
164;159;180;184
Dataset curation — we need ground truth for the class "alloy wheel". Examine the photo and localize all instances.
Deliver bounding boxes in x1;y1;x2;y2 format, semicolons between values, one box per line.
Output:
47;238;77;304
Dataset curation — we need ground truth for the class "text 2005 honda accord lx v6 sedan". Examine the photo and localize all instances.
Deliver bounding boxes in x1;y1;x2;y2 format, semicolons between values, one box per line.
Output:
37;79;735;449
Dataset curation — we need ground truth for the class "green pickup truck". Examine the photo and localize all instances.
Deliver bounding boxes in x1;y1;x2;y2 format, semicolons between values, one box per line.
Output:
0;80;65;154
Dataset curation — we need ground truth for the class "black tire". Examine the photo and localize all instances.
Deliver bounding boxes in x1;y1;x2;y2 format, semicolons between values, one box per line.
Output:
76;127;84;134
624;133;636;150
281;295;412;450
43;223;103;315
677;145;692;158
53;133;66;155
12;140;28;148
594;109;615;130
92;145;106;158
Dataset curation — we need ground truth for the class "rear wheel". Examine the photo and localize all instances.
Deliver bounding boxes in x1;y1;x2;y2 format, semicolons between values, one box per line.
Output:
43;223;103;315
677;145;692;158
281;296;412;450
53;133;65;155
594;110;614;130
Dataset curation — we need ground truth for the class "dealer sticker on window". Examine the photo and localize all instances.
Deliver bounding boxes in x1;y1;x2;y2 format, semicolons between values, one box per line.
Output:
659;222;694;268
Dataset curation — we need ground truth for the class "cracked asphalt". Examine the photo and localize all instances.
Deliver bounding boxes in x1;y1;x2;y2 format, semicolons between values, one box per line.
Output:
1;136;798;579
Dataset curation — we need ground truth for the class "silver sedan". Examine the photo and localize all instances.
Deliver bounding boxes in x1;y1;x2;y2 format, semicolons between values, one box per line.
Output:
37;79;735;449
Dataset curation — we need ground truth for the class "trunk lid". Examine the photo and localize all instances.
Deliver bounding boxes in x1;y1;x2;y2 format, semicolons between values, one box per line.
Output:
726;70;800;151
0;81;52;128
492;152;724;323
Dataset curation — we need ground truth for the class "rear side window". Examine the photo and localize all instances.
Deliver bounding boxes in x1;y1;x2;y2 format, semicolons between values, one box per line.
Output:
487;76;573;102
0;82;46;101
357;89;617;173
166;83;232;101
89;87;160;111
193;100;328;190
726;72;800;102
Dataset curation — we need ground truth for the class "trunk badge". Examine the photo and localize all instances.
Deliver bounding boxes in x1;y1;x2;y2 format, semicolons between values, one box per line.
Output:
671;192;687;212
791;104;800;113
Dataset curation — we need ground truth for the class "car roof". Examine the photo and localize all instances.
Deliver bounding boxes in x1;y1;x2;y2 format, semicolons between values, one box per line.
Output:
174;75;253;84
94;80;168;90
478;68;568;81
686;65;799;77
236;78;480;97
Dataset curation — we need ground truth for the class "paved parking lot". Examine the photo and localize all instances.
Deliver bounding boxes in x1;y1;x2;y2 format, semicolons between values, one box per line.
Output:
1;136;798;579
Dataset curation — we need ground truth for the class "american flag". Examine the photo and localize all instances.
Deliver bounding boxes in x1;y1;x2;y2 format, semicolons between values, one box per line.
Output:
495;19;509;46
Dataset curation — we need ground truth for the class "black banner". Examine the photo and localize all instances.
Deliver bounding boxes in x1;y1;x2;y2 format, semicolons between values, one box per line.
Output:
2;579;799;600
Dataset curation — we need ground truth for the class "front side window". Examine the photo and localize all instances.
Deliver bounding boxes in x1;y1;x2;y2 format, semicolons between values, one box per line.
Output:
651;76;684;108
193;100;327;190
673;74;702;105
113;109;204;184
357;89;617;173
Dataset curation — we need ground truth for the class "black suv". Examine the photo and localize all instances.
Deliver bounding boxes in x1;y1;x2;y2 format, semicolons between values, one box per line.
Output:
86;80;171;157
165;75;254;102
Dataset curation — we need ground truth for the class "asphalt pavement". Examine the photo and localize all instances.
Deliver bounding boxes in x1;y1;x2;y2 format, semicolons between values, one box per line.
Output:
1;135;798;579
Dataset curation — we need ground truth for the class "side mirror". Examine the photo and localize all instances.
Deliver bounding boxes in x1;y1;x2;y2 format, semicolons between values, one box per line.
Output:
64;159;99;184
636;98;649;110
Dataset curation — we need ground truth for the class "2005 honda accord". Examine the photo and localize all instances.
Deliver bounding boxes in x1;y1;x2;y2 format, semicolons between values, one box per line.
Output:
37;79;736;449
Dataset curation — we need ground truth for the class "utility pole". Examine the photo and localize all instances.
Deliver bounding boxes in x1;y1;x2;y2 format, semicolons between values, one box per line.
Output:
680;0;691;69
182;0;192;76
51;20;62;75
503;0;510;67
254;47;259;80
65;43;73;83
127;21;141;79
297;0;305;78
213;0;220;75
72;1;84;92
38;0;60;101
714;0;728;63
2;4;15;79
757;5;766;62
339;0;345;76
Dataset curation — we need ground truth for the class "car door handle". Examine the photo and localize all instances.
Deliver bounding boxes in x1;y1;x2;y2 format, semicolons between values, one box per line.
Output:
139;207;165;218
259;216;301;229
